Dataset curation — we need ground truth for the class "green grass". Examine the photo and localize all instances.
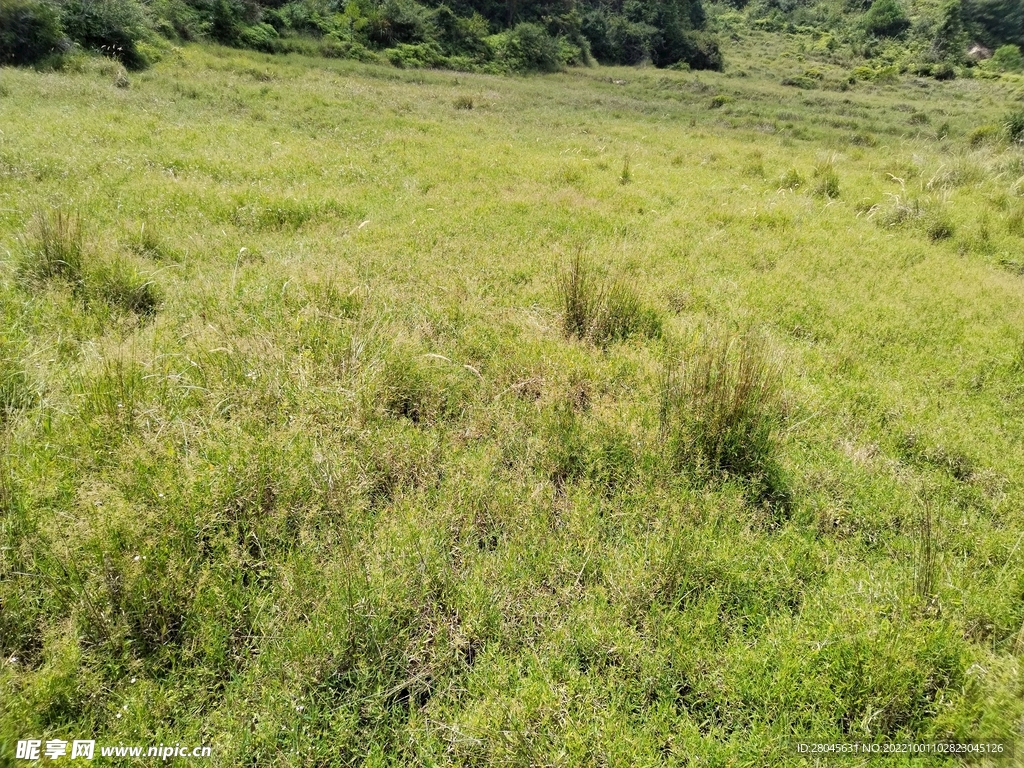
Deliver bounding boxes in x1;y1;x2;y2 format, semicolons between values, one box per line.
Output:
2;31;1024;765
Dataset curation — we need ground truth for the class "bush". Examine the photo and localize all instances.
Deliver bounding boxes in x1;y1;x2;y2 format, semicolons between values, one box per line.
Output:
991;44;1023;72
0;0;66;66
61;0;150;69
149;0;209;41
491;22;561;73
385;41;444;68
863;0;910;38
660;330;785;500
362;0;430;48
238;22;278;52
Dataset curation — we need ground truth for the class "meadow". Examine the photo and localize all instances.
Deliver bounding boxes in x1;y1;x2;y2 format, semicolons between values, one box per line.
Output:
2;28;1024;765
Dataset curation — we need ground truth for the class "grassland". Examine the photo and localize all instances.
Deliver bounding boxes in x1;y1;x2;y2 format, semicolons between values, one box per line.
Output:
2;29;1024;765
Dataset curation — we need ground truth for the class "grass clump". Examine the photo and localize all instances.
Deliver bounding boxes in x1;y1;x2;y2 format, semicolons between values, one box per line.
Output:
660;330;786;504
17;207;84;286
126;221;179;262
1005;110;1024;144
86;258;162;316
778;167;803;190
556;252;660;346
0;342;35;420
812;158;840;198
925;212;955;241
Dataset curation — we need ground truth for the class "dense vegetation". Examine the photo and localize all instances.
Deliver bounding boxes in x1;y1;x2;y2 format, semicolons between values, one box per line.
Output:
0;0;722;71
3;0;1024;76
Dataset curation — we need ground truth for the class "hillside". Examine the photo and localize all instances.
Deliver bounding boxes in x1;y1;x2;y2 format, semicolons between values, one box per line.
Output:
2;20;1024;768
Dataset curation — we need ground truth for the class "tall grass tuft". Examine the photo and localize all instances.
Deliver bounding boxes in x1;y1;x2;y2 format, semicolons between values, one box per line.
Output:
661;330;787;505
555;252;660;346
812;158;840;198
87;258;162;317
18;208;84;286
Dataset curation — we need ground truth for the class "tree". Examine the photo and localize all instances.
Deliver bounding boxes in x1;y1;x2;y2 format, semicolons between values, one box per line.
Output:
963;0;1023;48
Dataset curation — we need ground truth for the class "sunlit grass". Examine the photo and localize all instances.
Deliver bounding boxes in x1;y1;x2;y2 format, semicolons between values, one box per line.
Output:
1;32;1024;764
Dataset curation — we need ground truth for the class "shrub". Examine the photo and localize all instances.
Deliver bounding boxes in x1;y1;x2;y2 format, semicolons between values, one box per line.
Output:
149;0;209;41
362;0;431;48
87;258;161;316
320;35;375;62
0;0;66;66
863;0;910;38
385;41;445;69
660;330;785;500
987;44;1019;72
61;0;150;69
17;208;84;286
238;22;279;52
555;252;660;346
490;22;561;73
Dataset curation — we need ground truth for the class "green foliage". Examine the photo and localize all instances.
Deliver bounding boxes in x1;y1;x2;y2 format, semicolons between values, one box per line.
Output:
238;22;279;52
0;0;66;66
61;0;151;69
6;31;1024;766
930;0;968;63
490;22;561;73
0;341;35;418
964;0;1023;49
386;40;445;68
991;44;1023;71
863;0;910;38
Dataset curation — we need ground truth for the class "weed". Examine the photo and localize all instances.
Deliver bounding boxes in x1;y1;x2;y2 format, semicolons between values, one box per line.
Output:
925;213;955;241
778;167;803;190
453;95;473;109
914;498;938;611
872;194;923;228
620;153;632;184
127;221;178;261
0;341;34;419
87;258;162;317
1005;110;1024;144
812;158;840;198
661;330;786;501
555;252;660;346
17;207;84;285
